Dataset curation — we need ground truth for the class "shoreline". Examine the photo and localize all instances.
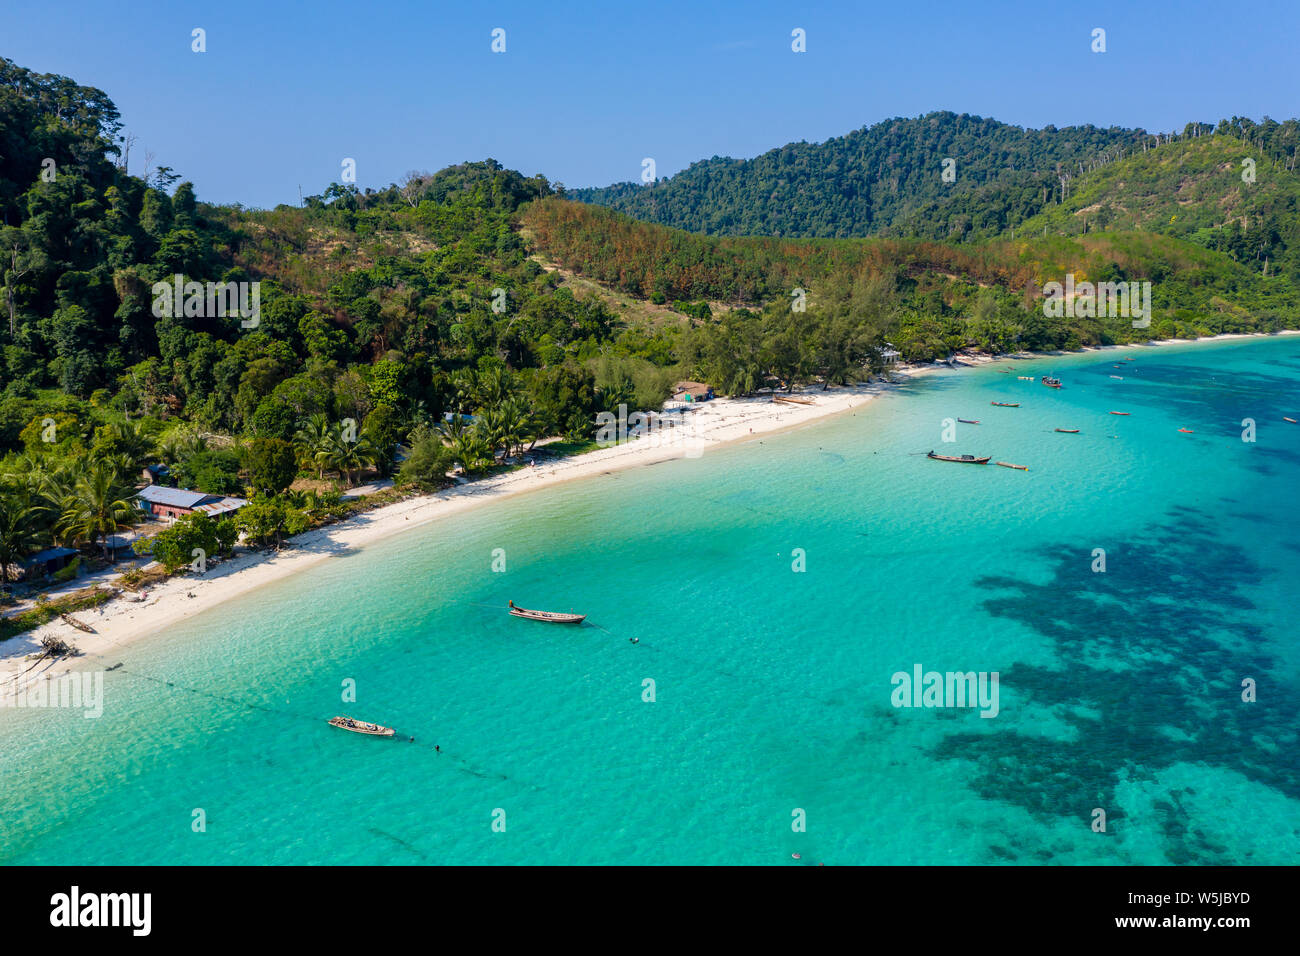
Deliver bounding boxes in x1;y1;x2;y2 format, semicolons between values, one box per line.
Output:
2;328;1295;695
0;364;955;694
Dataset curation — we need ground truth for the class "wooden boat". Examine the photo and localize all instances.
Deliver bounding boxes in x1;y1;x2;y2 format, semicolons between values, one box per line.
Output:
328;716;395;737
1284;417;1298;424
957;418;980;424
508;600;587;624
991;402;1020;407
1109;411;1130;416
1110;375;1124;379
60;613;95;634
1178;428;1194;434
995;461;1028;470
926;451;990;464
1041;376;1062;389
1018;376;1036;381
1055;428;1080;433
773;395;816;406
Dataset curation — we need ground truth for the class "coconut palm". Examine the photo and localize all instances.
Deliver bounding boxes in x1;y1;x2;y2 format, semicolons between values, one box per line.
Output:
332;434;380;487
293;413;334;478
55;459;140;561
438;415;489;474
0;493;41;585
314;428;379;487
450;368;480;414
98;419;156;471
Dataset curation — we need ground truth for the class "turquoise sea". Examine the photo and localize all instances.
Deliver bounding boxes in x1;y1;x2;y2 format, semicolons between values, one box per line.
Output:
3;337;1298;865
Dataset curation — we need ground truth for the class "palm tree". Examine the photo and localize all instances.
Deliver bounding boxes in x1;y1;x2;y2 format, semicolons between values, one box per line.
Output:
451;368;480;414
100;419;156;472
498;396;533;460
478;366;512;406
293;413;334;478
0;494;41;585
56;460;140;561
333;435;380;487
439;415;489;474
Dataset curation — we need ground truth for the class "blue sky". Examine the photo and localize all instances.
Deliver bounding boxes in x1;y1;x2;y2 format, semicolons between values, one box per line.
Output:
7;0;1299;208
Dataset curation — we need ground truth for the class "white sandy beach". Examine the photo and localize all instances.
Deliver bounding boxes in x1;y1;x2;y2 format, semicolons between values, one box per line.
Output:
0;372;937;695
4;329;1296;697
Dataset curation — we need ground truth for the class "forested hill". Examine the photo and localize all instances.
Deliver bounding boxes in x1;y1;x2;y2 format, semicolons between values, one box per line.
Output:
569;111;1300;245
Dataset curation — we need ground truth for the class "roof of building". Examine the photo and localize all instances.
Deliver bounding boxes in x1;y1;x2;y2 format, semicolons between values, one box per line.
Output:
673;381;712;392
136;485;213;508
24;546;79;564
193;497;246;517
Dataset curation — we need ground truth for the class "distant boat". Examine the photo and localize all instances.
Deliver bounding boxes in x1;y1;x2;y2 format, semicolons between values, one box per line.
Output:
1109;411;1130;416
1110;375;1124;379
1041;376;1062;389
508;600;587;624
991;401;1020;407
1178;428;1195;434
1055;428;1080;433
995;461;1028;470
957;418;980;424
1284;417;1298;424
328;716;394;737
927;451;990;464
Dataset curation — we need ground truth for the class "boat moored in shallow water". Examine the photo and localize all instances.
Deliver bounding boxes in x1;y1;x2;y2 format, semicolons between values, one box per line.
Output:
508;600;587;624
1041;376;1062;388
328;716;395;736
991;402;1019;407
927;451;990;464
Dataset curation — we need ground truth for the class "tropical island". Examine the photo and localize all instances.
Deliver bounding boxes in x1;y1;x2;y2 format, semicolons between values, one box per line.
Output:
2;53;1298;649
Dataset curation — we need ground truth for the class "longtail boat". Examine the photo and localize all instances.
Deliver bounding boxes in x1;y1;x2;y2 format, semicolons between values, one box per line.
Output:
1284;417;1298;424
1041;376;1062;389
1055;428;1080;433
991;401;1020;407
60;613;95;634
1110;375;1124;380
1109;411;1130;416
508;600;587;624
328;716;394;736
957;418;980;424
995;461;1028;470
1178;428;1194;434
773;395;816;406
927;451;990;464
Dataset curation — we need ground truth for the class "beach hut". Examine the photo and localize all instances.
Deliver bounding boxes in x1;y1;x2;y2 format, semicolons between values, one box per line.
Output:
671;381;714;403
135;485;247;523
22;546;79;579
